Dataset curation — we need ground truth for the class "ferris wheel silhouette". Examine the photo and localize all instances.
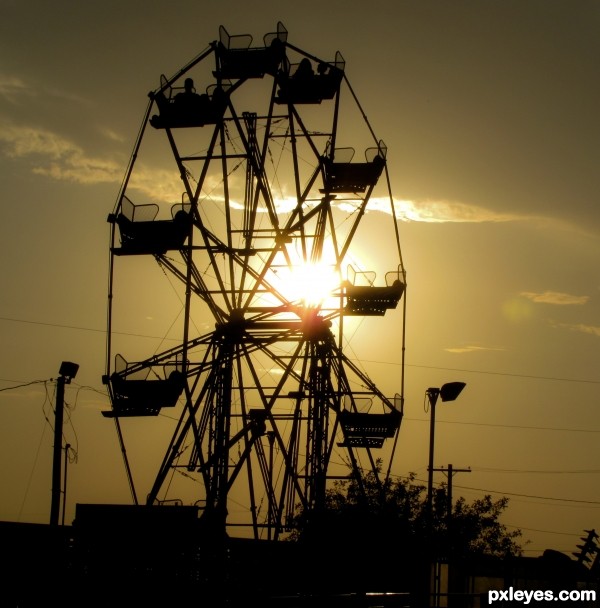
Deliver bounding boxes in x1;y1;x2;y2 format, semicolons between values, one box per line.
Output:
103;22;407;541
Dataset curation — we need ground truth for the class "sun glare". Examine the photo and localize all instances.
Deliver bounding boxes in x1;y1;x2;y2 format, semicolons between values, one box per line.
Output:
287;261;340;308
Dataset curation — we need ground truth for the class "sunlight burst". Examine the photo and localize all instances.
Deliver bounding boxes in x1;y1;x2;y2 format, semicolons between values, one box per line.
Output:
286;261;340;308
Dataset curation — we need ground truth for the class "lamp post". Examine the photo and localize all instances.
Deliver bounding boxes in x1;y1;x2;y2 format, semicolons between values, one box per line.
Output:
425;382;466;608
50;361;79;526
425;382;466;520
62;443;71;526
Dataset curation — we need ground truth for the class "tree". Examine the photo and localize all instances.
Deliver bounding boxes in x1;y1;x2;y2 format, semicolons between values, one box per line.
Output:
288;463;524;560
446;493;523;558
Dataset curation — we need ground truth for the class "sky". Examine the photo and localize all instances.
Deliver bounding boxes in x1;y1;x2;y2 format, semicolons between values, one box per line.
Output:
1;0;600;559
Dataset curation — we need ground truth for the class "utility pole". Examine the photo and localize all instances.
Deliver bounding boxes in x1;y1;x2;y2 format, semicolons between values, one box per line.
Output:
50;361;78;526
432;464;471;522
62;443;71;526
429;464;471;608
430;465;471;543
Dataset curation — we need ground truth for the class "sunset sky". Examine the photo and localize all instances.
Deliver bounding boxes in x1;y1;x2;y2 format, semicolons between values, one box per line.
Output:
1;0;599;558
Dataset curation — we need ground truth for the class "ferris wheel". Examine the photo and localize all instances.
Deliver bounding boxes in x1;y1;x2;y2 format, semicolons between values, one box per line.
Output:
103;22;407;540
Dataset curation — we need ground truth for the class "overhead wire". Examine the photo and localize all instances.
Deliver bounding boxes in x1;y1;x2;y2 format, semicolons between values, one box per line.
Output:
16;380;54;521
405;416;600;435
364;357;600;386
0;379;49;392
453;484;600;506
472;466;600;474
406;472;600;544
3;373;598;437
403;473;600;508
3;315;598;386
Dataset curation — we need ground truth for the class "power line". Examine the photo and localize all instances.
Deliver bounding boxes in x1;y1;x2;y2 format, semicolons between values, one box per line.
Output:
405;416;600;434
0;379;49;392
0;315;178;342
405;363;600;385
409;475;600;507
71;382;109;398
454;484;600;506
504;524;580;537
473;466;600;475
1;316;599;385
4;380;596;437
0;316;107;335
387;474;596;545
364;358;600;385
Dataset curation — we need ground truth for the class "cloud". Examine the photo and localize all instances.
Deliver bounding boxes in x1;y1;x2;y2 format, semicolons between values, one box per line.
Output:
552;322;600;338
0;123;122;184
99;127;126;143
0;122;564;229
128;167;182;202
344;196;528;223
34;156;121;184
263;195;522;225
0;75;31;103
520;291;589;306
0;123;184;196
0;72;91;106
444;345;505;354
0;124;78;159
0;122;224;203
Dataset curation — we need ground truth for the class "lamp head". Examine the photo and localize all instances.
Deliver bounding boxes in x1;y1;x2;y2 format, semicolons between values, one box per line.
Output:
426;382;466;407
59;361;79;381
440;381;466;402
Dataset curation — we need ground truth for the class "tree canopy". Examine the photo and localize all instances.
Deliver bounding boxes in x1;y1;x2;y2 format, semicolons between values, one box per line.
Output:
288;464;524;560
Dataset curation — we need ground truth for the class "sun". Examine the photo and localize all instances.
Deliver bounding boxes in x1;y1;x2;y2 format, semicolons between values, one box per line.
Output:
286;261;340;308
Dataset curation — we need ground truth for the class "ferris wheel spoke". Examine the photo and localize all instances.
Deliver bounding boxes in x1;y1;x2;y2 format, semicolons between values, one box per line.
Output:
227;106;282;235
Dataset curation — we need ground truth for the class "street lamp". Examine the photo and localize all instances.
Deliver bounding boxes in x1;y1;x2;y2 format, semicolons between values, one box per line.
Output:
426;382;466;518
50;361;79;526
